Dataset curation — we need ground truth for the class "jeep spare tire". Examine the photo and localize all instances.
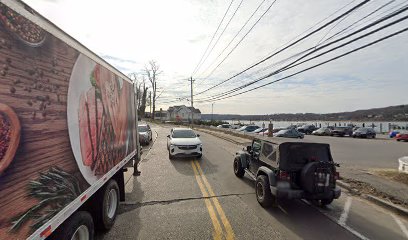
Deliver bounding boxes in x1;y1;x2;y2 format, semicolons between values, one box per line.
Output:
301;162;332;193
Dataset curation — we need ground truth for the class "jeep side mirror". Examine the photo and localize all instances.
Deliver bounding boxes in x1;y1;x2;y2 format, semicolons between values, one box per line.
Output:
167;135;170;138
197;134;200;137
246;145;252;152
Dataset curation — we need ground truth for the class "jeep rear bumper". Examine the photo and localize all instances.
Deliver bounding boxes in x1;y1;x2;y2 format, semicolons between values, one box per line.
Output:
270;182;341;200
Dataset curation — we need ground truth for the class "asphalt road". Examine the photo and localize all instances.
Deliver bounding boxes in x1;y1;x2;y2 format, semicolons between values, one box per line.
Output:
98;124;408;240
304;135;407;169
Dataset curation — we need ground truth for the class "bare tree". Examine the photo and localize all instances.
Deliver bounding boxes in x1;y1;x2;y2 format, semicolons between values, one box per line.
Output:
144;60;162;119
128;73;149;117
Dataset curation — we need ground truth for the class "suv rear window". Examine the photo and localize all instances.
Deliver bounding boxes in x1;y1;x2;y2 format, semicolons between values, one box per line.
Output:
286;144;331;164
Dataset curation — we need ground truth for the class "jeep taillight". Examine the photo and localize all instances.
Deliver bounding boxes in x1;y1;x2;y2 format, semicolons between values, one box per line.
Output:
334;172;340;180
279;171;290;181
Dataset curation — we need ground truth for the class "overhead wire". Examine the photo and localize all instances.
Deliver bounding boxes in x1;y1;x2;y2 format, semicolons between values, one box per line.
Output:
195;26;408;103
163;0;361;103
197;0;278;87
193;0;371;96
195;0;271;81
195;4;408;102
191;0;234;76
193;0;244;77
323;0;399;43
245;0;400;81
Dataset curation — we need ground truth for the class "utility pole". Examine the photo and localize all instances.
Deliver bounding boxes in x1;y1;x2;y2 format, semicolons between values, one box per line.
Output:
211;103;214;122
189;77;195;125
190;77;194;108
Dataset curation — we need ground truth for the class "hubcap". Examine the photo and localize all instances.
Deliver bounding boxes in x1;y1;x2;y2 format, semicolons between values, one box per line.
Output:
71;225;89;240
256;182;264;199
107;188;118;219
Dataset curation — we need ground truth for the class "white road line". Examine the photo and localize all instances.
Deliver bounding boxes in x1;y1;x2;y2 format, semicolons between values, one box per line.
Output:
391;214;408;239
302;199;369;240
339;196;353;226
342;224;370;240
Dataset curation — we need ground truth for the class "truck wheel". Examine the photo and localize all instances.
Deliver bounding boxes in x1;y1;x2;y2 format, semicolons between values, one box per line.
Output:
49;211;94;240
233;157;244;178
169;152;173;160
197;153;202;159
95;180;119;231
321;198;334;206
256;175;274;208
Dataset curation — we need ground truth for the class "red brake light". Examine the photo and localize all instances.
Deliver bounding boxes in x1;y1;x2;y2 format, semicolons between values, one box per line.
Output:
334;172;340;180
279;171;291;181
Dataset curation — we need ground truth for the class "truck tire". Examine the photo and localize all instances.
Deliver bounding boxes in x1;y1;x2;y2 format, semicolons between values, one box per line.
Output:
256;175;273;208
49;211;94;240
233;157;244;178
94;180;119;231
169;152;173;160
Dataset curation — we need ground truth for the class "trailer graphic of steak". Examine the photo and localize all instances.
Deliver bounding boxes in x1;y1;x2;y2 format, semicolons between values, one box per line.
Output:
75;62;130;177
79;88;103;167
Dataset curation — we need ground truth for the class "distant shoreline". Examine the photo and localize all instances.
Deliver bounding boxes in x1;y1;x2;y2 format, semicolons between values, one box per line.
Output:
201;104;408;123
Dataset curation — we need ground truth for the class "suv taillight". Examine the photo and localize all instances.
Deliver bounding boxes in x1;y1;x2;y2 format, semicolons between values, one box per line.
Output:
334;172;340;180
279;171;291;181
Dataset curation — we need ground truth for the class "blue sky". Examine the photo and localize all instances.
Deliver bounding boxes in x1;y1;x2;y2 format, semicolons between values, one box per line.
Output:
26;0;408;114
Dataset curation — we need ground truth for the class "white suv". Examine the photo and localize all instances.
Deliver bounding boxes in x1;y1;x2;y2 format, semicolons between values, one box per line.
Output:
167;128;202;159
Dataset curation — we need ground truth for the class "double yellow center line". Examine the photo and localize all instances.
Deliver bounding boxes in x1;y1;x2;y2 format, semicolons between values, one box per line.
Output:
191;160;235;240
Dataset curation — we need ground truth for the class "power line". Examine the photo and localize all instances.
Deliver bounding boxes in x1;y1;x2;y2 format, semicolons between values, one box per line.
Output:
194;0;245;78
195;5;408;102
323;0;399;43
198;4;408;101
197;0;277;86
195;26;408;103
249;0;400;81
314;0;374;47
191;0;234;76
196;0;269;80
194;0;371;96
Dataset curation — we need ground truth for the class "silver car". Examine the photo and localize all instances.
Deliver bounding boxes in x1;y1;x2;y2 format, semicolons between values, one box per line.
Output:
138;124;152;145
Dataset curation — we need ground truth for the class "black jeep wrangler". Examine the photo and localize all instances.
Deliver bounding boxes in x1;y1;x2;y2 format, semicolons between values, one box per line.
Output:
233;138;341;207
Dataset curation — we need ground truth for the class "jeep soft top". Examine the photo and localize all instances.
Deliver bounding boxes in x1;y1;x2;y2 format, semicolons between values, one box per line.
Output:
234;137;340;208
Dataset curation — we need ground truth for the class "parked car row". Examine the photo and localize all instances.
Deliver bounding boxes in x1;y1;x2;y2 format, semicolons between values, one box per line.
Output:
310;126;378;139
215;123;407;142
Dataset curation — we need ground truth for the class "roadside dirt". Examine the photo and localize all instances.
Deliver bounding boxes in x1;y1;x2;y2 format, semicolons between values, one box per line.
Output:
369;169;408;186
341;177;408;209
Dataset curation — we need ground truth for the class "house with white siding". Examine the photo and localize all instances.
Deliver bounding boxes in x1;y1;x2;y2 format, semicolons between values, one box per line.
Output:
166;105;201;122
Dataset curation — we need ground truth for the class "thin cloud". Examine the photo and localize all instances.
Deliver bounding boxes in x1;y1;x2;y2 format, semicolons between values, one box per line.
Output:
100;54;140;64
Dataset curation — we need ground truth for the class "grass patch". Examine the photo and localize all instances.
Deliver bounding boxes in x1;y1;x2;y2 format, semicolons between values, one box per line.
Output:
370;169;408;186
